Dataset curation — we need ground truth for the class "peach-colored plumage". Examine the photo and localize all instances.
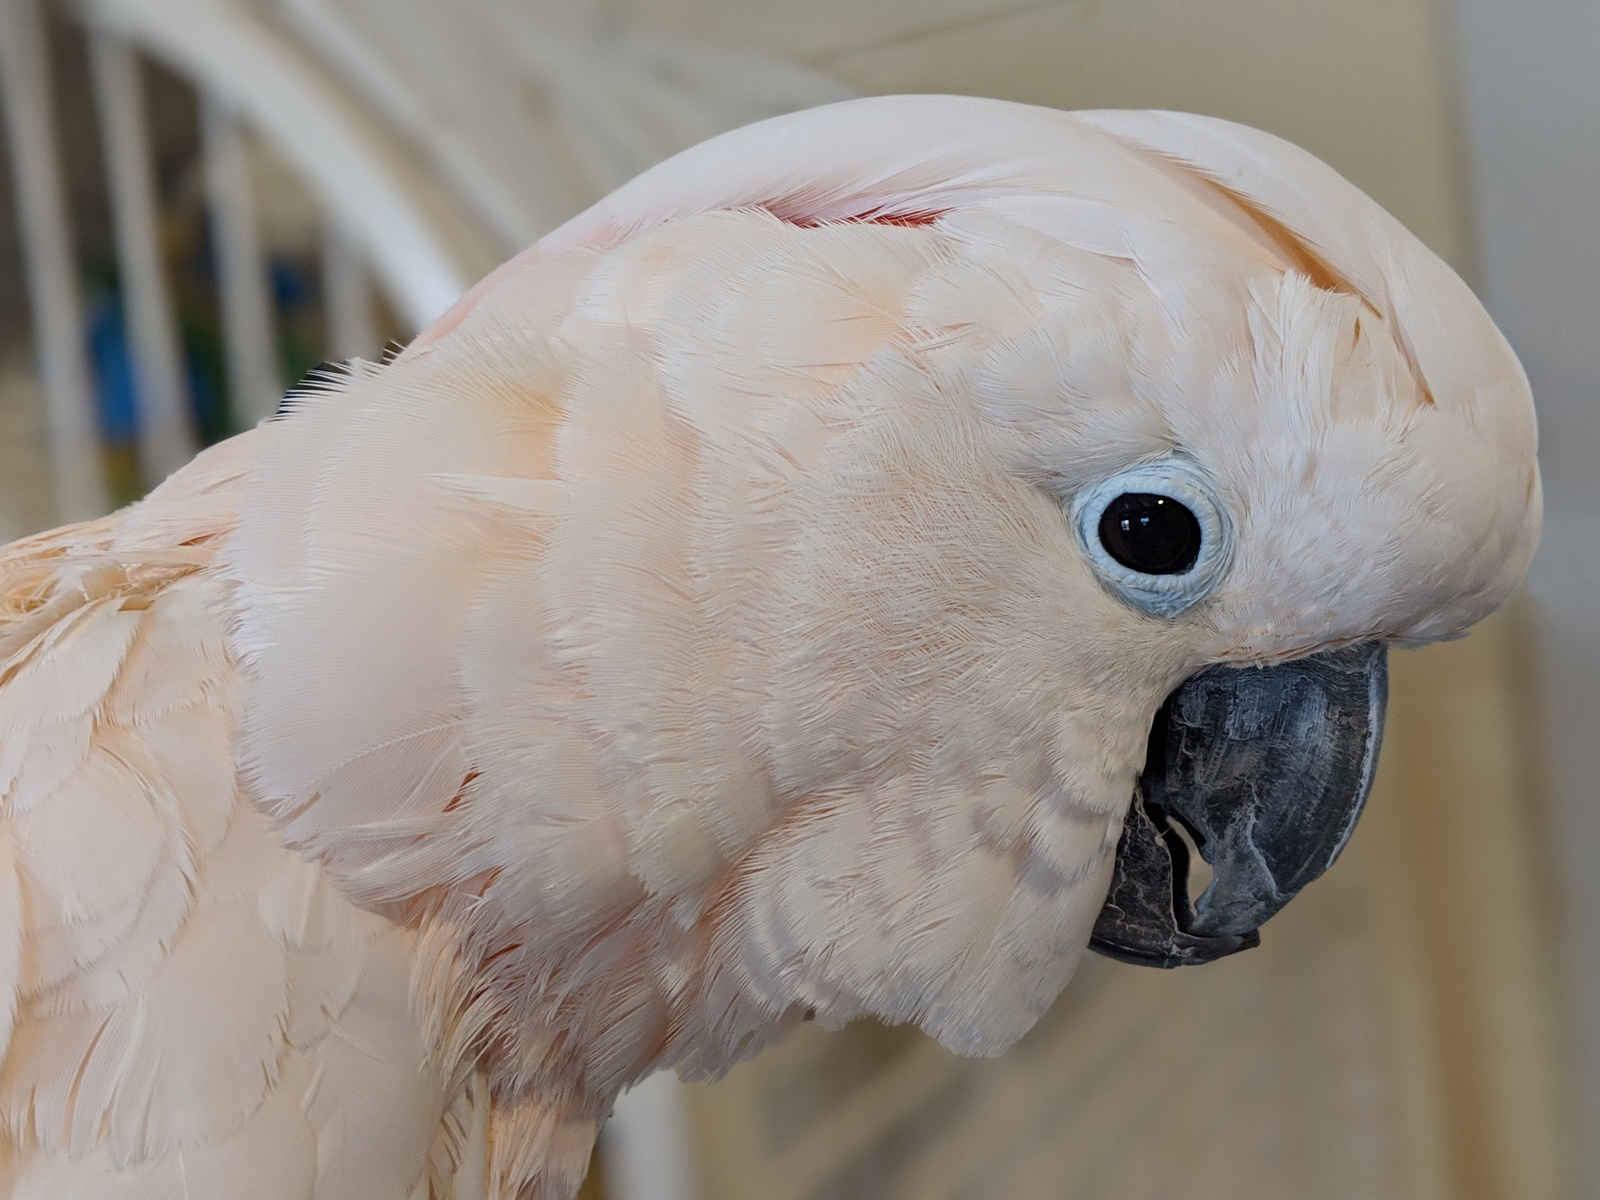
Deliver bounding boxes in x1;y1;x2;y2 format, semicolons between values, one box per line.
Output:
0;96;1538;1198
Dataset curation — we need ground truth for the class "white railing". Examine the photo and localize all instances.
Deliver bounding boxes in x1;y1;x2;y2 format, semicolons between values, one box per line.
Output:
0;0;109;518
0;0;851;521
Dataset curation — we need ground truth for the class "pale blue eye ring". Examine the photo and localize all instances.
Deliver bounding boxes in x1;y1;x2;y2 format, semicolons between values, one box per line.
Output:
1071;460;1234;618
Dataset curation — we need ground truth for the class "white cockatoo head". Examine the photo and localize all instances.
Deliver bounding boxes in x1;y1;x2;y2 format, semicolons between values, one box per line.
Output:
235;97;1540;1131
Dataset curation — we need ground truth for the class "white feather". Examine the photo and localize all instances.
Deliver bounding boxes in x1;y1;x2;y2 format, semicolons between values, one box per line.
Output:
0;95;1541;1200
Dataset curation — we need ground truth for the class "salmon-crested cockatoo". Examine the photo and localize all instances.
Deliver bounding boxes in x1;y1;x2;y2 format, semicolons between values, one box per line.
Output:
0;95;1539;1199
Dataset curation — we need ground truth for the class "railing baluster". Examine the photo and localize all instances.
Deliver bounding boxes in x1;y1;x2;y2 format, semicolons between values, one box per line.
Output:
602;1072;700;1200
201;97;281;428
0;0;110;521
321;216;379;363
89;30;198;484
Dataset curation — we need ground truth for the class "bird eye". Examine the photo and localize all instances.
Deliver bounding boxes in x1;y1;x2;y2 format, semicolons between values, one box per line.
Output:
1097;493;1202;575
1072;460;1233;618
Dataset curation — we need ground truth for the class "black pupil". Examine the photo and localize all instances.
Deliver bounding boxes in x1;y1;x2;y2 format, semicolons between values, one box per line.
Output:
1097;493;1202;575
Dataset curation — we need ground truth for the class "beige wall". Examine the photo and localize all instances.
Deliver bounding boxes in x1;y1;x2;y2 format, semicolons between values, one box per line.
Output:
1453;0;1600;1190
821;0;1474;273
552;0;1475;272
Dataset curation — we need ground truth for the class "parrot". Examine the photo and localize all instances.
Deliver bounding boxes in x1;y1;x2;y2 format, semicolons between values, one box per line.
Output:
0;94;1539;1200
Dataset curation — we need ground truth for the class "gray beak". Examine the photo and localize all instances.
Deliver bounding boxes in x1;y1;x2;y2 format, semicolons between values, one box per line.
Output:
1089;641;1388;969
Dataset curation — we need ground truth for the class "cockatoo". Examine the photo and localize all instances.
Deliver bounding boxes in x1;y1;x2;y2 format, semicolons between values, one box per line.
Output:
0;95;1538;1199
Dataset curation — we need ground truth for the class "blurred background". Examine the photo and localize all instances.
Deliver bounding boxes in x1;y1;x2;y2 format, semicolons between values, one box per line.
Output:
0;1;1594;1198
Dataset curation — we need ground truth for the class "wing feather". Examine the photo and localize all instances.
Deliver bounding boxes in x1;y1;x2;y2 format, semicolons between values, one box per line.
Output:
0;459;460;1197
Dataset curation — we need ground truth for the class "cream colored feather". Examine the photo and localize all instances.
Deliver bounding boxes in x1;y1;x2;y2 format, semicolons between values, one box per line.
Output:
0;96;1538;1198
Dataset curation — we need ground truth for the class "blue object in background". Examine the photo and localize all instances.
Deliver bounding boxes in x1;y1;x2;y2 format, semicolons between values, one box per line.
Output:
81;252;323;467
83;286;140;446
